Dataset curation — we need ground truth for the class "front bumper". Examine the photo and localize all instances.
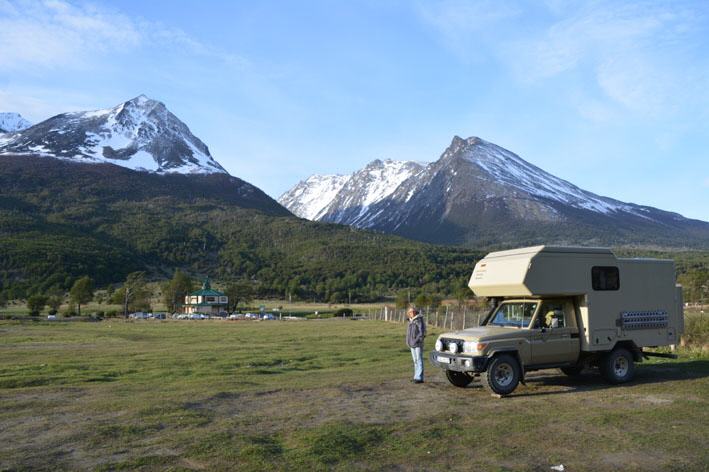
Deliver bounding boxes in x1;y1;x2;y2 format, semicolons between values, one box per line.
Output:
429;351;489;372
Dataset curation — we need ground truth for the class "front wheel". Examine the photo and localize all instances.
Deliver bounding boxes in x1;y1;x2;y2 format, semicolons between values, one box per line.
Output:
600;348;635;384
481;354;520;395
445;370;474;388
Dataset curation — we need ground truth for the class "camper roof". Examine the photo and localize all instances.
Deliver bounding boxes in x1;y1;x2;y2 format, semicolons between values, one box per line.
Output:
484;245;614;259
469;245;619;297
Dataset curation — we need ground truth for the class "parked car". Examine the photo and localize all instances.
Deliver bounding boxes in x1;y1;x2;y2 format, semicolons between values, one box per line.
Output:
154;313;166;320
261;313;276;320
47;314;57;321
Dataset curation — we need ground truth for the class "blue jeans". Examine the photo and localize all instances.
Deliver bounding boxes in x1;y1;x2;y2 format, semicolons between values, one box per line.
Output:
410;346;424;381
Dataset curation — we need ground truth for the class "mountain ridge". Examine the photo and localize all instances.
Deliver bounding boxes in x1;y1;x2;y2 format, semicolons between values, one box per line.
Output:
0;95;227;175
280;136;709;248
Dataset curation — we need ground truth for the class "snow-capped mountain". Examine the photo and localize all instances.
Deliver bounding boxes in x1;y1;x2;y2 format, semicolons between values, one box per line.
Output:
280;174;350;220
0;113;32;133
0;95;226;174
279;159;424;222
280;136;709;247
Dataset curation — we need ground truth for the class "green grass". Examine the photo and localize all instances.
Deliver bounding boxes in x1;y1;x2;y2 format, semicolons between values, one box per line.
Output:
0;320;707;471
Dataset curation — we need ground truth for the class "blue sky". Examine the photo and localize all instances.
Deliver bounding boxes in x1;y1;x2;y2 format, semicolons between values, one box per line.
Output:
1;0;708;221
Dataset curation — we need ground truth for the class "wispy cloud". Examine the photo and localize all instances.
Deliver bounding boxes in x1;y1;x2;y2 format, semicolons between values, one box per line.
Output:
0;0;245;71
417;1;709;119
415;0;521;60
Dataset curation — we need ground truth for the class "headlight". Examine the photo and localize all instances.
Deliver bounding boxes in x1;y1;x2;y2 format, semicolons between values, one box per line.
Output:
435;339;443;351
449;342;458;354
462;342;487;354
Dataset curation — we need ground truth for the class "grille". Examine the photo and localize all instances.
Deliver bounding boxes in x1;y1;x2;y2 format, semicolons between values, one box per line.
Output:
619;310;668;330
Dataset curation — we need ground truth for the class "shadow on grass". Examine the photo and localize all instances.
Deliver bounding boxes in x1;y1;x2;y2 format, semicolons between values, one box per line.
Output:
513;360;709;397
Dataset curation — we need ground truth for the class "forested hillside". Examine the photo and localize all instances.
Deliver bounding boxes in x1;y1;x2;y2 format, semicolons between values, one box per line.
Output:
0;155;480;302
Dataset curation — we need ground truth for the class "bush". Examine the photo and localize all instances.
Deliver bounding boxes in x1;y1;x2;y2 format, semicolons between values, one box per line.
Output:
682;312;709;348
105;310;119;318
27;294;48;316
334;308;353;317
62;302;77;317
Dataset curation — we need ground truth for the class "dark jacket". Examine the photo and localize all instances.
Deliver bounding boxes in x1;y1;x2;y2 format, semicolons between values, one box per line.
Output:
406;314;426;348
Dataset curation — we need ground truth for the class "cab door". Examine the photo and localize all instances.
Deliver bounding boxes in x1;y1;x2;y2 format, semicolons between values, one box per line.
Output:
530;300;580;365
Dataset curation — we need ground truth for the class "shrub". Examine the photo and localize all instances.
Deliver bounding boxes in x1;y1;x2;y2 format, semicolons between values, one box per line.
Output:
27;294;48;316
334;308;353;317
62;302;77;317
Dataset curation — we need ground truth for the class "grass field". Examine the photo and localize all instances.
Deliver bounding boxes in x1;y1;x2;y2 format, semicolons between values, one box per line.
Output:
1;319;707;471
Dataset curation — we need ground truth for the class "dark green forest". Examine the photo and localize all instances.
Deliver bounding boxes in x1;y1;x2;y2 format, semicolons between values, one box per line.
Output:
0;156;481;302
0;156;706;304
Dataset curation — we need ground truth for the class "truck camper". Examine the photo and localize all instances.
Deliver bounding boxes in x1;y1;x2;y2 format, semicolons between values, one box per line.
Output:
430;246;683;395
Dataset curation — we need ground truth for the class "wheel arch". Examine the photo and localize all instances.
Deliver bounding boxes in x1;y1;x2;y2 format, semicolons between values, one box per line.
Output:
487;349;524;380
611;340;642;362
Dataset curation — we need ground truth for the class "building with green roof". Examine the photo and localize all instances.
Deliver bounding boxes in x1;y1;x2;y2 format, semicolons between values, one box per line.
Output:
183;278;228;315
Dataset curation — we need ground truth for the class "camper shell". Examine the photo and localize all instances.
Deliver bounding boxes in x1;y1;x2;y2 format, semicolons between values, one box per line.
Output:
430;246;683;395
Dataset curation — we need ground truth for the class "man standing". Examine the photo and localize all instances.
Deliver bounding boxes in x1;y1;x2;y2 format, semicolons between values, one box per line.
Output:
406;307;426;384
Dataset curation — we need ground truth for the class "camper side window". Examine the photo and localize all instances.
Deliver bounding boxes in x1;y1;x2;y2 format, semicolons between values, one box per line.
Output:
592;266;620;291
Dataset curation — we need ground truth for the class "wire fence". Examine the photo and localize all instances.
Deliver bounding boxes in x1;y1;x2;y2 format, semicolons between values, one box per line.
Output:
362;305;488;330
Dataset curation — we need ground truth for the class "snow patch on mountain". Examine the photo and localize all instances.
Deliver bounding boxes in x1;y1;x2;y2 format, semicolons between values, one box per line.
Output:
280;135;663;231
457;137;641;216
0;113;32;133
279;159;424;221
279;174;349;220
0;95;227;175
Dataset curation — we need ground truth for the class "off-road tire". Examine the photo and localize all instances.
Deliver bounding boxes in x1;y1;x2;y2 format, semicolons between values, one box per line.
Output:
445;370;474;388
481;354;520;395
600;348;635;384
560;365;583;377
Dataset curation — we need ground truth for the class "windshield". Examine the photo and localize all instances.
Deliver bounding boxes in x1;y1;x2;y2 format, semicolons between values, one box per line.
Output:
488;302;538;328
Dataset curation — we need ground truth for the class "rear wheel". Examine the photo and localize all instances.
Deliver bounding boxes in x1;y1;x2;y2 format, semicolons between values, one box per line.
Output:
481;354;520;395
445;370;474;388
600;348;635;384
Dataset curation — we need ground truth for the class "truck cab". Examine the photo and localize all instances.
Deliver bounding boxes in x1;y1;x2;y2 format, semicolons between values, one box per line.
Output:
431;297;583;394
430;246;683;395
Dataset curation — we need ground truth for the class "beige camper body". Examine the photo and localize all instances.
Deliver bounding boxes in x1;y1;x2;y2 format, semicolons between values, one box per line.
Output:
468;246;683;352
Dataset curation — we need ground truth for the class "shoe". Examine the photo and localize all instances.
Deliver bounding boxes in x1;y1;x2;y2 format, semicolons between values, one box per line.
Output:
414;379;424;384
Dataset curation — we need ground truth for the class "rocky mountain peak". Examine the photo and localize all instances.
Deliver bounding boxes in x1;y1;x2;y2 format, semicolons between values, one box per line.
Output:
0;112;32;133
0;96;227;175
279;135;709;247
